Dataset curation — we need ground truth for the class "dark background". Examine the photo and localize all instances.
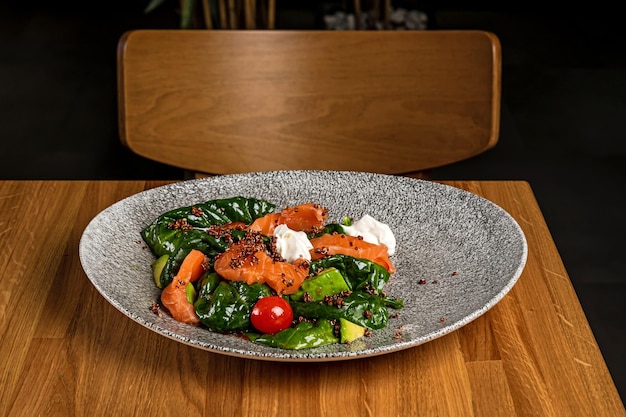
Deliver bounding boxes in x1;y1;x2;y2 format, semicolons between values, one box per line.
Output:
1;0;624;400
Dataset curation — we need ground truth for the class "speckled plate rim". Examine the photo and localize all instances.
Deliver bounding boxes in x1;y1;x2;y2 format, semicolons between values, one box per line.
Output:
79;170;527;362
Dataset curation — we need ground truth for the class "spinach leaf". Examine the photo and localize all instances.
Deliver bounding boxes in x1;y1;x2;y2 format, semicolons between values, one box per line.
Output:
143;227;226;259
291;291;380;330
308;223;346;238
143;197;275;286
196;271;222;299
194;281;272;332
156;241;216;288
141;196;275;257
248;320;339;350
290;291;402;330
309;254;391;294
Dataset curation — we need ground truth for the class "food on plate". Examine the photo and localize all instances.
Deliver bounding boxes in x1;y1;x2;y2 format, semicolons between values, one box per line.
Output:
159;249;205;324
212;238;310;295
309;233;396;273
248;202;329;235
140;197;403;350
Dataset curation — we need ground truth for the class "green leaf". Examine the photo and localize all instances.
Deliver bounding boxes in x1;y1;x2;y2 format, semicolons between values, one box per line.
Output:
141;196;275;258
309;254;391;294
290;267;350;302
197;272;222;300
291;291;397;330
144;0;168;14
180;0;196;29
249;320;339;350
142;196;276;287
309;223;345;238
195;281;272;332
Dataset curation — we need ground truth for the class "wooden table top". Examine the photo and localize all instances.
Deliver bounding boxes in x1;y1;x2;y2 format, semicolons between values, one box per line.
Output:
1;180;623;416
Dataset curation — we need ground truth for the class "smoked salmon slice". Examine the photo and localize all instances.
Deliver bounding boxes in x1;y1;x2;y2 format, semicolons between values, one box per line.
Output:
278;203;329;233
248;203;329;235
213;240;310;295
248;213;281;236
309;233;396;273
160;249;207;324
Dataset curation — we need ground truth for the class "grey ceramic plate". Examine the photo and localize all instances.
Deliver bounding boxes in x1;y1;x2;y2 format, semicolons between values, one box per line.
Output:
79;171;527;361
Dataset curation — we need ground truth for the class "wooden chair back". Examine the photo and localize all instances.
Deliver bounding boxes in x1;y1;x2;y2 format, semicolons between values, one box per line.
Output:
117;30;501;178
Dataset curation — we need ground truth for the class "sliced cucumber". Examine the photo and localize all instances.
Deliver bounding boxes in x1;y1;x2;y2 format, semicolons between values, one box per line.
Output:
152;254;169;288
186;282;197;304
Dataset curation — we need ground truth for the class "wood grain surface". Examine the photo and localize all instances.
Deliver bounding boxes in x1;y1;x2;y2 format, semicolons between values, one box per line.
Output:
118;30;501;176
0;180;623;417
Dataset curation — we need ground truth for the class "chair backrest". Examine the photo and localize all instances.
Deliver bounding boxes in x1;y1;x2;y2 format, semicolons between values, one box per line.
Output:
117;30;501;177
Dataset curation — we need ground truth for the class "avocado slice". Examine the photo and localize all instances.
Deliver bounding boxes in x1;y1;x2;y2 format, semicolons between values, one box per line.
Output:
185;282;197;304
340;318;366;343
291;267;350;302
152;254;169;288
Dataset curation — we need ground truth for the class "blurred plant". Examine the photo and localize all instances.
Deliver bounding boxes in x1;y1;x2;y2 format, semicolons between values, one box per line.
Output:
144;0;273;29
144;0;205;29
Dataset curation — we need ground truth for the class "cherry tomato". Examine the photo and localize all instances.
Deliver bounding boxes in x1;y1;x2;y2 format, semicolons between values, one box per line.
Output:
250;296;293;334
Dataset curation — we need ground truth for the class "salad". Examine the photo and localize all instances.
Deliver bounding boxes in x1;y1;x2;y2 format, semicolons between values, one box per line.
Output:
141;196;403;350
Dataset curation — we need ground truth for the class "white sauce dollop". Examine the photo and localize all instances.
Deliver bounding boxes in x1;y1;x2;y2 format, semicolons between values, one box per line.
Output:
341;214;396;255
273;224;314;263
